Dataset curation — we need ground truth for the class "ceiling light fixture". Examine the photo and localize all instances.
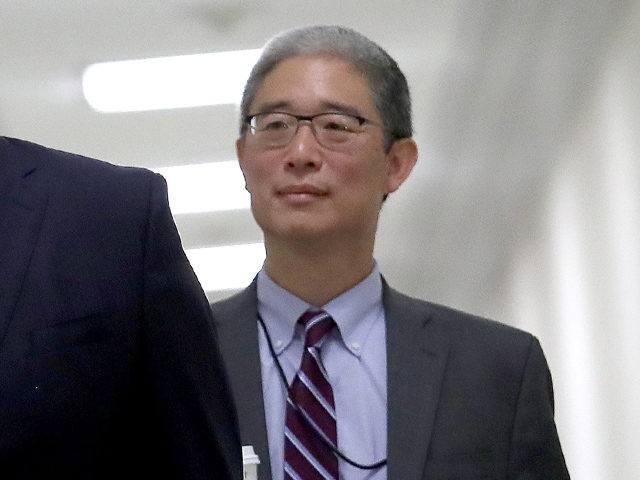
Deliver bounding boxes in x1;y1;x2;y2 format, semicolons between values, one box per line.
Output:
152;161;249;214
82;49;261;112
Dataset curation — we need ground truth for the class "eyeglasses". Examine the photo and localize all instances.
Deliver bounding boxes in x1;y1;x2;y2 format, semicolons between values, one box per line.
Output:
243;111;382;151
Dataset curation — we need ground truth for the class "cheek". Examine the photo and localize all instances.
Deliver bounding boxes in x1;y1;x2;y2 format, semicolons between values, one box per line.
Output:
242;160;271;193
243;168;259;192
339;156;388;193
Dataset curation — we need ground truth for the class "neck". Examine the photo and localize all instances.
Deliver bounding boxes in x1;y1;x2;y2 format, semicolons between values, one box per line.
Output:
264;235;375;307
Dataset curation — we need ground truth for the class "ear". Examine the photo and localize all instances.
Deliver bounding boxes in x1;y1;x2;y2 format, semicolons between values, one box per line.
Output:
384;138;418;194
236;137;250;191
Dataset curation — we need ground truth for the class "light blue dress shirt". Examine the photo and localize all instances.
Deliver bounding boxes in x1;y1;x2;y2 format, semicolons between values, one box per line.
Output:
257;264;387;480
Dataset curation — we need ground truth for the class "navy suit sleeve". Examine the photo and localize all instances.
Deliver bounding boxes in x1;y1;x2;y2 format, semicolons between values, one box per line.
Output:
141;173;241;479
507;338;570;479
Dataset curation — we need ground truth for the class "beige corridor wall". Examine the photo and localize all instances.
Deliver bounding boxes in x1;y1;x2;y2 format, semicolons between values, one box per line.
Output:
503;5;640;477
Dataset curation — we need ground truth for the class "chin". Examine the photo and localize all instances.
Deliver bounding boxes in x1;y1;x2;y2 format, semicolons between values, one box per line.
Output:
263;219;336;242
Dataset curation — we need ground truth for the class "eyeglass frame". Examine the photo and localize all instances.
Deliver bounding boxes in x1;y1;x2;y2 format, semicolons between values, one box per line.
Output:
241;111;389;151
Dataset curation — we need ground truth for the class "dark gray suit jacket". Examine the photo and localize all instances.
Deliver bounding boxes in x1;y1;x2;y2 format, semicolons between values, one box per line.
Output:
0;137;241;479
212;278;569;479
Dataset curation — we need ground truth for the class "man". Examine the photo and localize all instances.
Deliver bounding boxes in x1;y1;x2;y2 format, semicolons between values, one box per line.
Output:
211;25;569;479
0;136;240;479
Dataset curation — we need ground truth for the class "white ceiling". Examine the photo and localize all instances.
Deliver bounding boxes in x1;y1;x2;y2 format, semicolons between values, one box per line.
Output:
1;0;633;310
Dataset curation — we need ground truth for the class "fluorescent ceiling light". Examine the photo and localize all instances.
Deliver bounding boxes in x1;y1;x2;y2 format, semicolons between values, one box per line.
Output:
152;161;250;214
82;49;261;112
186;243;264;291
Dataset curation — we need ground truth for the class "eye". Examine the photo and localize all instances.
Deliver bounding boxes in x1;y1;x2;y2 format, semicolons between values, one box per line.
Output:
262;119;290;131
253;113;293;132
323;121;350;131
318;114;359;133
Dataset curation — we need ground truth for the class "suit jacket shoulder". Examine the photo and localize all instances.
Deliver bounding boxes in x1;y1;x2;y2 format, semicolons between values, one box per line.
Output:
382;281;568;479
384;281;534;343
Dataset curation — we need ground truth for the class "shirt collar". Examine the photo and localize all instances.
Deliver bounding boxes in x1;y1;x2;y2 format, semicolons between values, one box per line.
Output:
256;263;383;357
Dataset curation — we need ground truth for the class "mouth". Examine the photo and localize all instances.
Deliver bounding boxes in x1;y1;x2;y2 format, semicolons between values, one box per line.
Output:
277;184;328;201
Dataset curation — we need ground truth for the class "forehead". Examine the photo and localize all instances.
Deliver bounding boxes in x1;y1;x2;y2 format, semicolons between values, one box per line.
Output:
251;54;378;116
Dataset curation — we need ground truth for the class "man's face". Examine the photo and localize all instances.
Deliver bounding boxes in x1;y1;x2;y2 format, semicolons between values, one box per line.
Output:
237;54;413;244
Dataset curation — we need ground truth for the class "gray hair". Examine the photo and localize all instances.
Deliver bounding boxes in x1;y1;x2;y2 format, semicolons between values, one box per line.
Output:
239;25;413;149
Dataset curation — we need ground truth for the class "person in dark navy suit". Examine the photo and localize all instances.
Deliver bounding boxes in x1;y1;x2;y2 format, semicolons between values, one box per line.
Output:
0;136;241;479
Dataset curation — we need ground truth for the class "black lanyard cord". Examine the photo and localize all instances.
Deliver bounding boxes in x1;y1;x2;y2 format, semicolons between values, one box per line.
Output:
257;313;387;470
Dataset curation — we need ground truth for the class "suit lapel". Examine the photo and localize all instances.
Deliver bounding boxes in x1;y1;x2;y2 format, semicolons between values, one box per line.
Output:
211;281;273;480
384;282;450;480
0;140;48;345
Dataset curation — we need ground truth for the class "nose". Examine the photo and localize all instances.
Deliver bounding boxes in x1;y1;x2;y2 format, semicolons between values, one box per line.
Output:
285;122;322;170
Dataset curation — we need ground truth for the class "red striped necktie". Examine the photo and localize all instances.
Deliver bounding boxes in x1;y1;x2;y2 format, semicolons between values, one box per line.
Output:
284;309;338;480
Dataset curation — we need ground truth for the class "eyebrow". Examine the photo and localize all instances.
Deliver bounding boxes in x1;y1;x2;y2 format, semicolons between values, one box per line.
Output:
251;100;365;117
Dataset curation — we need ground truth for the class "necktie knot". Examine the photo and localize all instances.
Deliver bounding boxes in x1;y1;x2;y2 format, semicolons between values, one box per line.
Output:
299;309;335;348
